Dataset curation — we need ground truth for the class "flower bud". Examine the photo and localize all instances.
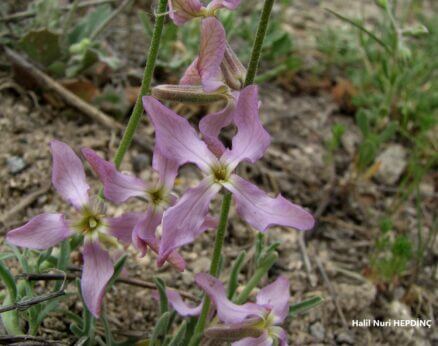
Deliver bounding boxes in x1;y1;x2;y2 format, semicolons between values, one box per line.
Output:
204;320;264;342
152;84;229;104
402;24;429;37
221;43;247;90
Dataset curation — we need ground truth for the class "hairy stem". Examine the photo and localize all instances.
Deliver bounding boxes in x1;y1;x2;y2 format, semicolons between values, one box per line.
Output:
244;0;275;86
113;0;167;168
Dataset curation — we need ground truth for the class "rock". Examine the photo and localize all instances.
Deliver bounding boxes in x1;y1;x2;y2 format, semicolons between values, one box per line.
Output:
132;153;150;173
336;330;355;344
310;321;325;341
375;145;407;185
7;155;27;174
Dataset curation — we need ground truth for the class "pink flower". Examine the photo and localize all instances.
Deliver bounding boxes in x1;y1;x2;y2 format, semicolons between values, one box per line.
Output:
81;147;217;271
6;140;141;317
168;0;240;26
163;273;290;345
143;85;314;265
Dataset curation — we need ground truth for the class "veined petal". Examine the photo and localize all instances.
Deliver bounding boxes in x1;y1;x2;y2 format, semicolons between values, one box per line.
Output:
132;229;148;257
168;0;204;26
199;18;226;92
232;332;272;346
277;328;288;346
133;209;162;244
256;276;290;323
6;213;72;250
153;149;179;190
195;273;266;324
106;212;144;245
81;148;147;204
158;178;220;265
81;240;114;317
164;288;202;316
221;86;270;170
199;93;238;157
180;58;201;85
147;238;186;272
50;140;89;209
143;96;218;172
208;0;241;11
224;175;315;232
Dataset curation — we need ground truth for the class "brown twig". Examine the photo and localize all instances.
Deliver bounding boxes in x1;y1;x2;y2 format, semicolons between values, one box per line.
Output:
0;184;51;233
298;233;317;287
0;0;116;22
0;335;63;345
4;47;153;153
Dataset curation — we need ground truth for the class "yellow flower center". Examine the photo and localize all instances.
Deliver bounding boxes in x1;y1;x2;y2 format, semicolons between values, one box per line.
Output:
211;164;230;183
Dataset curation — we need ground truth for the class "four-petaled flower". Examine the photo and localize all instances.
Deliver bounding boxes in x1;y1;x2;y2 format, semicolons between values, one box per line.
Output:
143;85;314;266
6;140;140;317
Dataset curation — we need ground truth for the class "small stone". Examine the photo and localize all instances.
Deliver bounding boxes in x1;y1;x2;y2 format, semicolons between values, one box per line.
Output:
132;153;150;173
310;322;325;341
336;330;355;344
7;156;27;174
375;145;407;185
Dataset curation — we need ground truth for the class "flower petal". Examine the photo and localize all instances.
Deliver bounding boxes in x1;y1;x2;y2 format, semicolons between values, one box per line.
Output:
81;240;114;317
180;58;201;85
168;0;203;26
256;276;290;323
223;175;315;232
158;178;220;265
277;328;288;346
50;140;89;209
6;213;72;250
143;96;217;172
232;332;272;346
164;288;202;316
199;93;238;156
208;0;241;11
133;209;163;244
198;18;226;92
81;148;147;204
221;86;270;170
106;212;144;245
152;149;179;190
195;273;266;324
148;238;186;272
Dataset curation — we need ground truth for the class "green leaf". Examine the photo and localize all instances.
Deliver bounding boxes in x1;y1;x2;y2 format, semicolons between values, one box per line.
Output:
168;321;187;346
0;262;23;335
227;251;246;299
379;122;397;143
289;296;324;317
150;311;171;345
20;29;62;66
153;277;168;316
107;254;128;290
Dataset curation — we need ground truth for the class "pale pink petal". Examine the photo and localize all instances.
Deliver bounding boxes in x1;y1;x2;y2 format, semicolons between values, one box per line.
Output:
143;96;218;172
81;148;147;204
221;86;270;170
256;276;290;323
168;0;203;26
132;209;162;244
106;212;144;245
81;240;114;317
180;58;201;85
198;18;226;92
158;178;221;265
6;213;72;250
152;149;179;189
195;273;266;324
232;332;272;346
164;288;202;316
50;140;89;209
277;329;288;346
147;238;186;272
199;93;238;156
223;175;315;232
208;0;241;11
132;229;148;257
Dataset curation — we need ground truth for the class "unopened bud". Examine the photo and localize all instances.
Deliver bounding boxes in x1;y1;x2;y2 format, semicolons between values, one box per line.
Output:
205;320;263;342
402;24;429;36
221;43;247;90
152;84;230;104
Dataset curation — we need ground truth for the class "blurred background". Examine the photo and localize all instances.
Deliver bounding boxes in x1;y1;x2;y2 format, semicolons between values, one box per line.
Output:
0;0;436;344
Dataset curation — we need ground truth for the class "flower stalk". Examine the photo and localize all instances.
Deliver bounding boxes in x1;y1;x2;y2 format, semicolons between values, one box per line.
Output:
113;0;167;168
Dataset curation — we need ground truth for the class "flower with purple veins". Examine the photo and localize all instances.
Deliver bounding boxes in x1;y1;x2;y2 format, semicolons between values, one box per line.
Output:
142;85;315;266
6;140;141;317
168;0;241;26
162;273;290;345
81;146;217;271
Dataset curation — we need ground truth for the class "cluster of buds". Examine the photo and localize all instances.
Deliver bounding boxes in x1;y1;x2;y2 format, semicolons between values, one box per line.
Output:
7;1;314;344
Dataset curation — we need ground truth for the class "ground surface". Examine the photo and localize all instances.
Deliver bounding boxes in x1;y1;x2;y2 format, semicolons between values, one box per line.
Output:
0;0;436;345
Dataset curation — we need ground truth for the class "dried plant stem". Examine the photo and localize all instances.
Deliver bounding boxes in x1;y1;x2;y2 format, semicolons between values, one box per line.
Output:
113;0;167;168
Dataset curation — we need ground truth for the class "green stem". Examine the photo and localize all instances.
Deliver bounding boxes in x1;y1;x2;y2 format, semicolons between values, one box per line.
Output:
244;0;275;87
189;192;232;345
113;0;167;168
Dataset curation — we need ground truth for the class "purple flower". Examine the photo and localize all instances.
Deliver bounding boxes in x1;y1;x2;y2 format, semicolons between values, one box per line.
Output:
81;147;217;271
143;85;314;265
168;0;240;26
6;140;140;317
163;273;290;345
